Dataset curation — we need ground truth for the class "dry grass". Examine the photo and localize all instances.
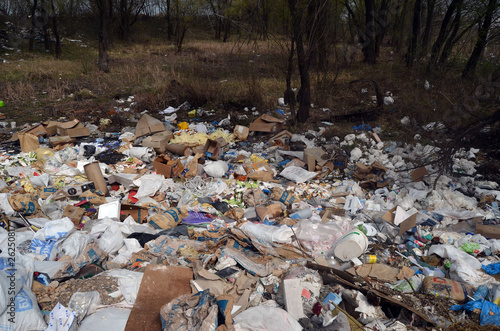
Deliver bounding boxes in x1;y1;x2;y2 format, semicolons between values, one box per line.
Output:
0;23;492;133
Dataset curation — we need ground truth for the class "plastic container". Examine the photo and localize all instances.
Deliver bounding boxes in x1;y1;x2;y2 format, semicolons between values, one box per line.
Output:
332;230;369;261
290;208;313;220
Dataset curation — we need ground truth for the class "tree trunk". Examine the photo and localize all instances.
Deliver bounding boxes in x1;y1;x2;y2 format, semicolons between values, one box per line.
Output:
462;0;498;79
420;0;435;55
118;0;131;41
406;0;422;67
363;0;377;64
438;3;461;66
50;0;61;58
285;39;296;126
375;0;390;56
288;0;311;123
40;0;51;52
28;0;37;52
428;0;462;69
166;0;173;40
98;0;112;72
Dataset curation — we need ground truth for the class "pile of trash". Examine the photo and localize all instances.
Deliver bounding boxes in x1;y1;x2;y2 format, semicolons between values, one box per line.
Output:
1;107;500;330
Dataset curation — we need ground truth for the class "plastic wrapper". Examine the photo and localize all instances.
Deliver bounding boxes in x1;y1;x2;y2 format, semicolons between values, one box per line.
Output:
98;223;125;255
160;289;217;331
293;218;353;257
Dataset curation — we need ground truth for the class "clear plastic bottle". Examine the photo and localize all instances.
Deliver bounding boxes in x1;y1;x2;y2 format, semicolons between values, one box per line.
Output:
361;253;391;264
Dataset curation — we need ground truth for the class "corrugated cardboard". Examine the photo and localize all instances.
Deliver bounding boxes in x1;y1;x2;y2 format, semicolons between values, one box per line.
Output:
303;148;327;171
135;114;165;138
62;205;85;226
124;265;193;331
153;155;184;178
256;203;282;220
422;276;473;302
10;124;47;141
476;224;500;239
120;204;149;223
25;124;47;137
411;167;429;182
57;123;90;138
141;131;173;153
382;206;416;235
203;139;222;160
57;119;80;129
49;136;76;147
234;125;250;140
43;121;60;136
249;114;285;132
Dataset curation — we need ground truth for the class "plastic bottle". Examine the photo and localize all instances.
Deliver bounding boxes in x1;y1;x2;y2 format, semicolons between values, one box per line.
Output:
472;285;490;301
289;208;313;220
492;285;500;306
360;254;390;264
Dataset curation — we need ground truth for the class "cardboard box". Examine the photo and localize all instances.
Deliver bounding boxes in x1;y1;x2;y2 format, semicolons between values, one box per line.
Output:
249;114;285;133
354;161;389;189
203;138;222;160
55;120;89;137
141;131;173;153
120;204;149;223
62;205;85;226
153;155;184;178
234;125;250;140
43;121;60;136
10;124;47;142
411;167;429;182
135;114;165;138
124;265;193;331
24;124;47;137
49;136;76;147
382;206;417;235
303;148;328;171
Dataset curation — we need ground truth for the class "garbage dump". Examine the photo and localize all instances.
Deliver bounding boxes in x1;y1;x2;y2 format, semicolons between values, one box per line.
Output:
1;106;500;330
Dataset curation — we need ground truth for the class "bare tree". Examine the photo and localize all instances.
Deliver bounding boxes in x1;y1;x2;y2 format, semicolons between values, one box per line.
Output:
96;0;113;72
462;0;499;79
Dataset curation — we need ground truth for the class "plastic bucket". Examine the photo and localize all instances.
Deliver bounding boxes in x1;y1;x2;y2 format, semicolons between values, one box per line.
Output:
333;230;369;261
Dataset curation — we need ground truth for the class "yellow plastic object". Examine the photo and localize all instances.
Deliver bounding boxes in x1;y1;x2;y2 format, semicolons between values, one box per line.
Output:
188;109;197;117
35;147;55;163
177;122;189;130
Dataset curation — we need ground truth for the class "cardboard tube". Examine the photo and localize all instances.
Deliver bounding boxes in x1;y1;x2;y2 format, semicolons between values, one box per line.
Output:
84;162;109;195
165;144;193;156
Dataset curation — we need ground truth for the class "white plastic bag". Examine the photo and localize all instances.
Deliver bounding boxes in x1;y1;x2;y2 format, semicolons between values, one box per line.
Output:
68;291;101;324
233;306;302;331
134;174;164;198
240;222;293;245
0;284;47;331
60;232;91;259
106;269;144;305
30;217;75;261
45;302;76;331
98;223;124;255
203;161;229;178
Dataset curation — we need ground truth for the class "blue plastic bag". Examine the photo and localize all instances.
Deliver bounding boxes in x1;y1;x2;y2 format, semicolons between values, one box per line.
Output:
480;301;500;326
482;263;500;275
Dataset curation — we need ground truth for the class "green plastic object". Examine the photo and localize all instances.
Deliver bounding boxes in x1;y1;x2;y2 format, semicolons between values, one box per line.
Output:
0;101;4;107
